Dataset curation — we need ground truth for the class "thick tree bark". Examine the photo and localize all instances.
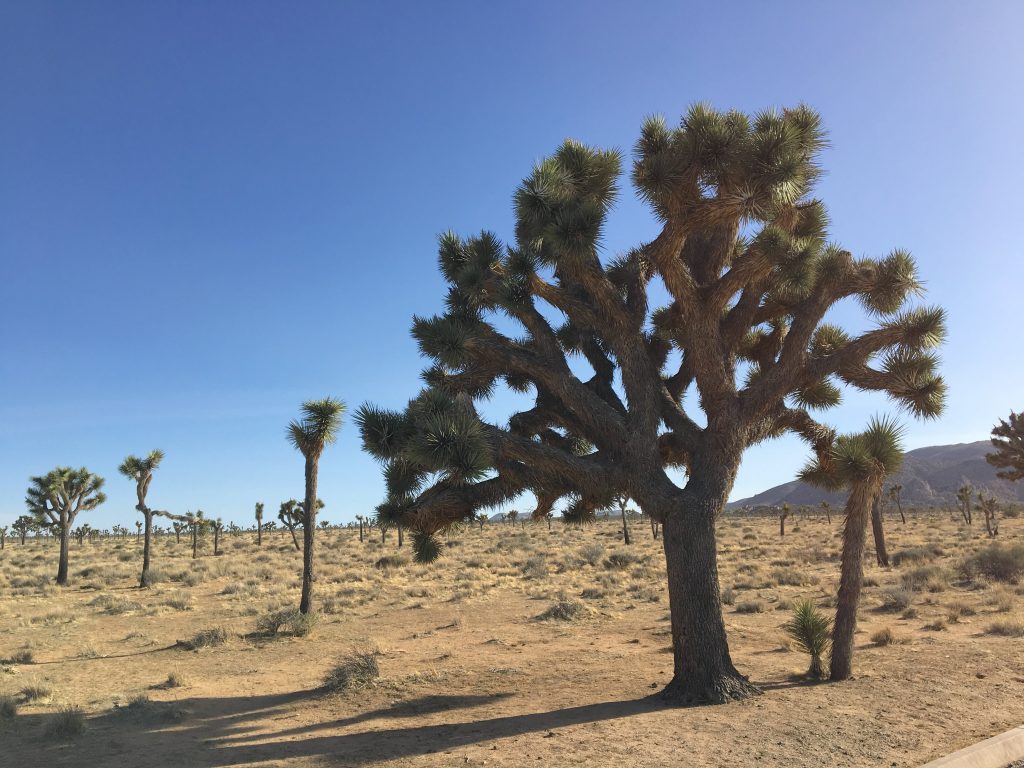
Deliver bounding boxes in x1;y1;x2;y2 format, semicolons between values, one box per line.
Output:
870;493;889;567
657;484;759;705
140;511;153;588
621;509;631;545
56;521;70;585
831;479;877;680
300;454;319;614
257;520;262;546
192;526;198;559
398;525;404;548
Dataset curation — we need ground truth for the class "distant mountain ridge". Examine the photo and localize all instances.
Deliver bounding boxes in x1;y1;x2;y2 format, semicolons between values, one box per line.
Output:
729;440;1024;509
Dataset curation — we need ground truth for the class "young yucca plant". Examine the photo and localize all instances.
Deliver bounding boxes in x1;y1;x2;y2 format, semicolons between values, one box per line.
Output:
783;599;833;679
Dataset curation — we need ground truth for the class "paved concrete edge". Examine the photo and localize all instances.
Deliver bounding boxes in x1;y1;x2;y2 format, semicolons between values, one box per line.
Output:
921;725;1024;768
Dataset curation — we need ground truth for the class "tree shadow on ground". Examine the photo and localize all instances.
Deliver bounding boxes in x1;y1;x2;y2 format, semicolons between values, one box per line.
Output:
10;688;663;767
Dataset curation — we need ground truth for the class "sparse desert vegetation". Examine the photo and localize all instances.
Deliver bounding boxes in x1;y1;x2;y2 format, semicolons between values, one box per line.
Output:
2;512;1024;766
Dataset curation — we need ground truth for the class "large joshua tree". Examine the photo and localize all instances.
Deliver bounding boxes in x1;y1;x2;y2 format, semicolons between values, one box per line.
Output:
287;398;345;615
118;450;166;587
357;104;945;703
26;467;106;585
987;411;1024;482
801;417;905;680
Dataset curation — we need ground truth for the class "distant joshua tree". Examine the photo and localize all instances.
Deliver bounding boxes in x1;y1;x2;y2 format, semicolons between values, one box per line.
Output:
287;397;346;615
255;502;264;546
956;484;973;526
475;512;488;531
356;514;366;542
978;493;999;537
779;503;791;537
820;500;832;525
26;467;107;585
189;511;206;559
888;484;905;524
172;520;186;544
614;494;632;545
0;526;7;550
987;411;1024;482
278;500;304;551
801;417;905;681
211;518;224;555
12;515;35;545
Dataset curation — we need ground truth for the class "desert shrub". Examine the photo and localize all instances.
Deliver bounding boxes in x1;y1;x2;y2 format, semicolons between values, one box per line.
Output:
46;706;86;739
985;620;1024;637
870;627;900;646
116;551;134;562
879;587;914;612
892;545;944;566
322;648;380;692
605;551;642;570
902;565;950;593
736;600;765;614
720;586;735;606
256;609;320;637
0;694;16;719
741;532;757;541
163;591;193;611
374;555;407;571
776;597;793;611
521;555;547;579
164;672;183;689
946;601;976;623
20;684;52;702
181;571;204;587
177;627;228;650
985;588;1015;613
901;607;919;620
537;597;590;621
579;544;605;567
925;618;947;631
770;567;814;587
10;649;33;664
782;599;832;679
580;587;606;600
961;544;1024;583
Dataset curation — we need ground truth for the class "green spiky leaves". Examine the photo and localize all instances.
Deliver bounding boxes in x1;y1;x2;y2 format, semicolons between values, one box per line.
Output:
287;398;346;458
801;415;906;490
783;599;832;679
411;529;443;564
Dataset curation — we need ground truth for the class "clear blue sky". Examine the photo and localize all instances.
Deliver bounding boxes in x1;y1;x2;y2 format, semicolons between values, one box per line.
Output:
2;1;1022;529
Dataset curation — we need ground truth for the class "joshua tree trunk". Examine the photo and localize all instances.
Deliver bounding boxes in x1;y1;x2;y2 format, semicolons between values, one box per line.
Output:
191;526;198;559
56;518;70;585
650;518;659;540
288;525;300;551
779;514;786;537
831;480;877;680
397;525;404;547
257;523;262;547
139;511;154;588
214;527;220;556
620;505;632;545
299;454;319;614
358;518;364;541
653;471;758;704
870;493;889;567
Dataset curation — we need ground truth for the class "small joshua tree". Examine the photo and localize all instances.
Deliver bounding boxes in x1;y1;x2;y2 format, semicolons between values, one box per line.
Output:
978;493;999;538
287;397;346;615
26;467;106;585
956;484;973;526
211;518;224;555
279;500;304;551
987;411;1024;481
119;450;167;587
172;520;185;544
779;503;791;537
12;515;35;545
820;501;832;525
356;514;365;542
801;417;905;681
0;526;7;550
614;493;632;545
255;502;264;546
783;599;832;679
189;511;205;559
888;484;905;524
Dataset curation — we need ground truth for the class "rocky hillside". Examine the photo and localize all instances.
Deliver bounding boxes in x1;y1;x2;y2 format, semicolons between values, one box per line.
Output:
729;441;1023;509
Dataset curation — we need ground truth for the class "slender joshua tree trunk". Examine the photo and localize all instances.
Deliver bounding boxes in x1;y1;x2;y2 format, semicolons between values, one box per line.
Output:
300;453;319;614
140;510;153;588
870;492;889;567
56;517;70;586
831;479;878;680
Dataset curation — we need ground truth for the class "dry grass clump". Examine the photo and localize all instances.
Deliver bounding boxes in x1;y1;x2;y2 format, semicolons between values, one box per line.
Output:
879;587;914;612
90;594;143;615
20;684;52;702
735;600;765;614
579;544;605;567
537;596;590;621
256;609;320;637
163;591;193;611
322;647;381;692
374;555;407;571
945;601;976;623
46;705;86;739
605;551;642;570
985;587;1015;613
892;545;944;566
901;565;950;593
985;620;1024;637
0;693;17;719
870;627;904;646
9;648;34;665
177;627;228;650
720;586;735;605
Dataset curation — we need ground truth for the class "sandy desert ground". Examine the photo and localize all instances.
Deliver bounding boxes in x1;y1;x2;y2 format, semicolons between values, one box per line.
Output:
1;512;1023;767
